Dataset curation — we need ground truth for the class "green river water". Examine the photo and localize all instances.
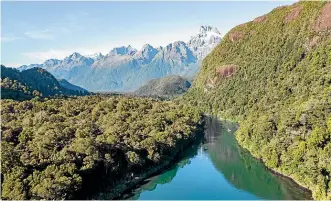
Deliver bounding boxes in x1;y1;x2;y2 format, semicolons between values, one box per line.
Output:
126;116;312;200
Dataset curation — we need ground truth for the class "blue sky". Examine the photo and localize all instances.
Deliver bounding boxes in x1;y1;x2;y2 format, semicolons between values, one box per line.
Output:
1;1;294;67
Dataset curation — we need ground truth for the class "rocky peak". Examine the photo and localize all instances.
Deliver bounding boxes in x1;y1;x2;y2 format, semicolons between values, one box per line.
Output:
134;44;159;64
108;45;137;56
187;25;222;60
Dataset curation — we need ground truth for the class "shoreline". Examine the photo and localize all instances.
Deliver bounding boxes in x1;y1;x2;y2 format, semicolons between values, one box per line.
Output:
90;118;206;200
215;114;313;198
233;133;313;199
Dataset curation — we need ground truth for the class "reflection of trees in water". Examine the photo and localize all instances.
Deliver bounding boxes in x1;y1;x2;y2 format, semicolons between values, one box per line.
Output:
129;139;199;200
205;116;312;200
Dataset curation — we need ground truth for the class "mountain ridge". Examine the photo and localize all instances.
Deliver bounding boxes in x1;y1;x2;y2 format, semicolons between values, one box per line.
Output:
15;26;221;92
1;65;89;100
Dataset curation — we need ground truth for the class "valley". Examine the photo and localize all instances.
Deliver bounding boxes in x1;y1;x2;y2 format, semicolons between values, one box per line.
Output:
1;1;331;200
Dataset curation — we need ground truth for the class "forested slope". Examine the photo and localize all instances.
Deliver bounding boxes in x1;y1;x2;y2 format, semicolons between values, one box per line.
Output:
134;75;191;98
1;65;88;100
184;2;331;199
1;96;202;200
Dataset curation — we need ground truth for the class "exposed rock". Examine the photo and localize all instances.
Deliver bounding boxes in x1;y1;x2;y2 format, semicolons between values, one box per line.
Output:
314;2;331;32
285;5;302;23
253;15;266;23
216;64;237;78
206;76;218;89
228;31;244;42
308;36;320;49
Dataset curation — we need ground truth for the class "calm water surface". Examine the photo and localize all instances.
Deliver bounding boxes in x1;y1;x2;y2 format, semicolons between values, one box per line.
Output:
127;116;312;200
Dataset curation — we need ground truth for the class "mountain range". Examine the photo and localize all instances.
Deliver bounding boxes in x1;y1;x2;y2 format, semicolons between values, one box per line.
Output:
17;26;221;92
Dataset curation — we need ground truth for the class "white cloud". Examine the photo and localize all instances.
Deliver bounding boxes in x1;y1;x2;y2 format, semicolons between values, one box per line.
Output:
0;35;22;42
24;29;54;40
22;49;73;62
1;62;24;68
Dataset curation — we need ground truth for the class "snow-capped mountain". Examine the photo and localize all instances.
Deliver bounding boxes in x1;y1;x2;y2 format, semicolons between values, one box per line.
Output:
17;26;221;92
188;25;222;60
86;52;104;61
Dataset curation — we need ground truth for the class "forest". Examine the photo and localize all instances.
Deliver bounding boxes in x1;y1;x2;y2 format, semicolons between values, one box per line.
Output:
1;65;88;100
1;95;203;199
184;1;331;200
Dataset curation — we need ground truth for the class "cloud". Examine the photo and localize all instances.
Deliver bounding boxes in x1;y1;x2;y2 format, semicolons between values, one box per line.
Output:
24;29;54;40
22;49;73;62
22;47;104;63
1;62;24;68
0;35;22;42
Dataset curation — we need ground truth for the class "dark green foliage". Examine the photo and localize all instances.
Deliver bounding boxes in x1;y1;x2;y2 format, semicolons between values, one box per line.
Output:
134;75;191;98
1;95;202;200
184;2;331;199
1;65;88;100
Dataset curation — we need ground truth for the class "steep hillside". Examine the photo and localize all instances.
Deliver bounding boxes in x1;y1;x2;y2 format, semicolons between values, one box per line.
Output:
185;2;331;200
1;66;88;100
135;75;191;98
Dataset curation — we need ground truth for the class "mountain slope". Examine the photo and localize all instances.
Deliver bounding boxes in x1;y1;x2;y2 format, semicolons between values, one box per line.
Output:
57;79;88;92
185;2;331;200
1;65;88;100
135;75;191;98
17;26;221;92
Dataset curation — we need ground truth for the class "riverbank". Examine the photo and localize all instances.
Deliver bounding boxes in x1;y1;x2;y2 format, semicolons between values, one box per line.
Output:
90;118;206;200
232;128;313;199
212;114;313;198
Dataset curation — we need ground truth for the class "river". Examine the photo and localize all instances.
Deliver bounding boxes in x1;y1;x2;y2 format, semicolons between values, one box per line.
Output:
125;116;312;200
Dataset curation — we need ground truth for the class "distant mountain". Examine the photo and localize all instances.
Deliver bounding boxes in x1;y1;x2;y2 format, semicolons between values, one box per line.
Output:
57;79;88;92
17;26;222;92
1;65;88;100
134;75;191;98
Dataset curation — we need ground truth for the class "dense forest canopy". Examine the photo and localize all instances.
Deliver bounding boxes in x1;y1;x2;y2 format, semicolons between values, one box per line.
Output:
184;1;331;200
134;75;191;98
1;96;202;199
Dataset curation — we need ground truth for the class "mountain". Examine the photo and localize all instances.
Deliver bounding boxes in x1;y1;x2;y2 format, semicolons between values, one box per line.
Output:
185;2;331;200
187;25;222;60
1;65;88;100
57;79;88;92
17;26;221;92
134;75;191;98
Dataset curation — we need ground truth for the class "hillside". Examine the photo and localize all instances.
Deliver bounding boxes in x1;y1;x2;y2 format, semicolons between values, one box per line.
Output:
184;1;331;200
57;78;88;92
134;75;191;98
1;65;88;100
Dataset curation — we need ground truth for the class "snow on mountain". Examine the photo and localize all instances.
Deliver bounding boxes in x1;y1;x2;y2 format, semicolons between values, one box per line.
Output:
187;25;222;60
134;44;159;64
86;52;104;61
108;45;137;56
16;25;222;92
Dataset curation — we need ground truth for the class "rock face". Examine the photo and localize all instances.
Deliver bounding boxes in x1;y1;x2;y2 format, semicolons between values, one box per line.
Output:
314;2;331;32
17;26;221;92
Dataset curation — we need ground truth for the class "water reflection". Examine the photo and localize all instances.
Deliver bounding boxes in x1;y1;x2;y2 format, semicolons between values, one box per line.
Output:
205;117;312;200
127;116;312;200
